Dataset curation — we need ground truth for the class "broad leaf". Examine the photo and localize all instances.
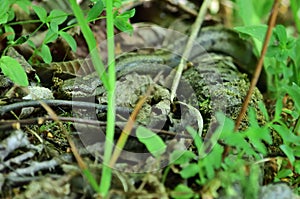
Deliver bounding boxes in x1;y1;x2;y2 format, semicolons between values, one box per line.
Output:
236;0;260;25
15;0;31;14
38;44;52;63
32;5;47;23
87;0;104;21
234;25;270;43
170;150;196;165
0;56;28;86
136;126;166;157
180;163;199;179
280;144;295;164
59;31;77;52
171;184;194;199
44;29;58;44
4;25;15;41
114;9;135;34
48;9;67;25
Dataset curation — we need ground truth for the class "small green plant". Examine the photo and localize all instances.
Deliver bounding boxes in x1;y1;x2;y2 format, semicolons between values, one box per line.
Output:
0;55;28;86
232;0;300;97
69;0;135;196
0;0;31;86
1;0;134;197
228;0;300;195
233;25;300;181
168;108;271;198
136;125;167;157
29;6;74;63
0;0;77;85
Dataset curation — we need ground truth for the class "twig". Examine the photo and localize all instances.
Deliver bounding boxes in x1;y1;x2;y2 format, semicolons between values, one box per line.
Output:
0;116;193;139
109;72;163;167
164;0;198;16
234;0;281;131
170;0;211;102
39;101;87;171
0;99;132;116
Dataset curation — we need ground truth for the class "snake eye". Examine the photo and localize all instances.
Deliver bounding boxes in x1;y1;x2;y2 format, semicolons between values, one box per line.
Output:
88;3;94;8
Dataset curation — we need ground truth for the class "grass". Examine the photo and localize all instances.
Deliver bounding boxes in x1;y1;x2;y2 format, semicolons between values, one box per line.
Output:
69;0;116;196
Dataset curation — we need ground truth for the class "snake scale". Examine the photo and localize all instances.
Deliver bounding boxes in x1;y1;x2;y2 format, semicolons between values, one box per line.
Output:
49;26;265;99
40;26;264;132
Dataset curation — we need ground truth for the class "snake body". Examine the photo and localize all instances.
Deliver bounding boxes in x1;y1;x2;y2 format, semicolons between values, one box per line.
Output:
57;26;265;98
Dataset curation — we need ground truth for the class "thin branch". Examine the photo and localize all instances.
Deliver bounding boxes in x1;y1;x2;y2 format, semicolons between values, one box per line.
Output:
170;0;211;102
234;0;281;131
109;77;156;167
0;99;132;116
0;117;193;139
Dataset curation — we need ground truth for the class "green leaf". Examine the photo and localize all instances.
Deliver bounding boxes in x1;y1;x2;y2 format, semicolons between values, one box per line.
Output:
7;8;15;22
274;98;283;122
15;0;31;14
87;0;104;21
83;169;100;193
223;132;258;157
38;44;52;63
136;126;166;157
272;124;300;143
171;184;195;199
67;18;77;26
113;0;122;8
47;9;67;25
59;31;77;52
248;107;259;128
275;25;287;45
252;0;273;19
170;150;196;165
236;0;260;25
32;5;47;23
0;56;28;86
4;25;15;41
0;1;9;14
27;39;35;49
49;21;59;33
44;29;58;44
216;112;235;138
294;160;300;174
114;17;133;34
294;146;300;155
0;1;9;24
280;144;295;164
276;168;293;179
285;83;300;111
117;9;135;19
258;101;269;122
291;0;300;33
246;126;271;155
180;163;199;179
234;25;270;43
114;9;135;34
0;13;9;24
202;144;223;179
186;126;203;155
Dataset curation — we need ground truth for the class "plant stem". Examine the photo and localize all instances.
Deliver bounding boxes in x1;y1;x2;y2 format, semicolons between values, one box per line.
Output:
69;0;117;196
170;0;210;102
69;0;109;89
98;0;116;196
290;0;300;33
234;0;281;131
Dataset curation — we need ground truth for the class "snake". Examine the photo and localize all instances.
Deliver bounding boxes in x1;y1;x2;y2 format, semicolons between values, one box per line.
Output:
52;26;265;99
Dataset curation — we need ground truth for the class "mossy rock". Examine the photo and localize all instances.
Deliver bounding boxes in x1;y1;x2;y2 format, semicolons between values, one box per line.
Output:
182;53;265;132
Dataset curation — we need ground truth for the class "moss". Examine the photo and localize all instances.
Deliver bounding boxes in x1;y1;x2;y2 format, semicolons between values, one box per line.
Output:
183;53;265;132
